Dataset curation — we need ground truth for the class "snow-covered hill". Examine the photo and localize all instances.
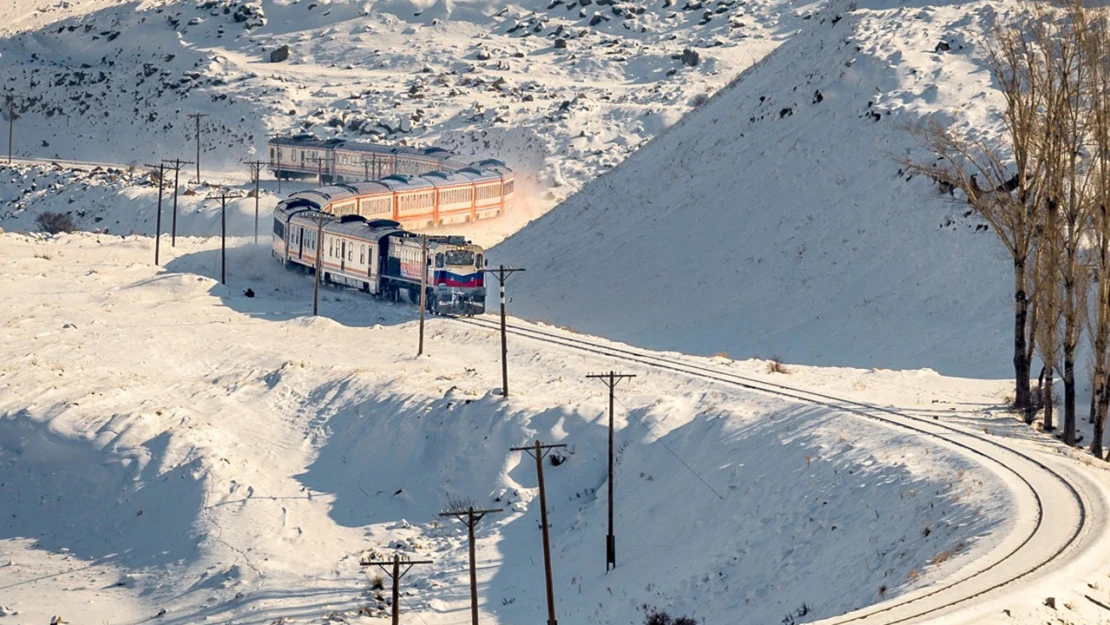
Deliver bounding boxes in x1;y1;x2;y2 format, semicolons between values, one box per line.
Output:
494;0;1015;378
0;0;804;208
0;232;1016;625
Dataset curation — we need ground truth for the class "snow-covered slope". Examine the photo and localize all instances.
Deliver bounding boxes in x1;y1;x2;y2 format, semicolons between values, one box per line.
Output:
0;232;1014;625
494;0;1014;378
0;0;804;208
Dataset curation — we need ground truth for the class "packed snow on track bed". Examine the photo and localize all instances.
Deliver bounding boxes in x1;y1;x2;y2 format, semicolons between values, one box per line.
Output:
0;232;1012;625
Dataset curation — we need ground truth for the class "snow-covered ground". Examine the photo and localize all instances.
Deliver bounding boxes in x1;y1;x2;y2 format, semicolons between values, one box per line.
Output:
0;231;1098;625
0;0;804;209
7;0;1110;623
494;0;1018;379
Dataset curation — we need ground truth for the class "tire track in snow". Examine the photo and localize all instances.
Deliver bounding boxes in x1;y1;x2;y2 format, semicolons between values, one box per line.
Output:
451;315;1089;625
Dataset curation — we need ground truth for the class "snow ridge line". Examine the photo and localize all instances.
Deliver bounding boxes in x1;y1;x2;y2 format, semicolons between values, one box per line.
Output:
451;315;1087;624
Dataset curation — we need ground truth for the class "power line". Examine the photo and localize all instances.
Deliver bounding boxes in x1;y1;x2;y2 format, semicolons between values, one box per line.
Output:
481;266;526;397
510;439;566;625
162;158;194;247
614;394;724;500
204;189;244;285
586;371;636;571
142;162;166;265
438;505;503;625
244;160;267;245
187;113;208;184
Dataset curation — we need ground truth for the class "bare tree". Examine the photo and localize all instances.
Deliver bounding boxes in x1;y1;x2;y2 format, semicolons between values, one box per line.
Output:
902;16;1049;414
1035;200;1063;432
1040;1;1098;446
1083;9;1110;456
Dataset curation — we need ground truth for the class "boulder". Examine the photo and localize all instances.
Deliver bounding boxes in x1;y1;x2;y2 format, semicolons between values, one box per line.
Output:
269;45;290;63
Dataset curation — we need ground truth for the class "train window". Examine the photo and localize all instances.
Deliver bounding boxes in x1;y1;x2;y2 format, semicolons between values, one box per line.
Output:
476;253;483;268
444;250;474;266
435;253;444;268
348;245;353;261
329;239;334;256
360;245;365;263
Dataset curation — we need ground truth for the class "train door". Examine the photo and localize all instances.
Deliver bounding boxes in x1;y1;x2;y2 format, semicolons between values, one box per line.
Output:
368;241;381;294
297;226;304;258
340;240;346;272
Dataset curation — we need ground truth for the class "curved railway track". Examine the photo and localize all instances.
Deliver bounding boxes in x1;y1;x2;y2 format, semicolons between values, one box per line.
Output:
452;314;1095;625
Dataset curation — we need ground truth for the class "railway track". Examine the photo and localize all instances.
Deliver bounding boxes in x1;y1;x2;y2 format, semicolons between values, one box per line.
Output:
452;314;1096;625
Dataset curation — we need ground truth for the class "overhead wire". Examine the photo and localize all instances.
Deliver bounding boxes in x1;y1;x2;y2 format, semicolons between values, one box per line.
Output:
613;394;725;500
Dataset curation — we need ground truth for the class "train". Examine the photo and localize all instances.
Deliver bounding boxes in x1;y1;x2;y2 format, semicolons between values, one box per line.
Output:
272;202;487;316
267;136;514;229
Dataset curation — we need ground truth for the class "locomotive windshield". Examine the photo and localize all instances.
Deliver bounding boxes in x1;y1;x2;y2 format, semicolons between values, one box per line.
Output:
444;250;476;266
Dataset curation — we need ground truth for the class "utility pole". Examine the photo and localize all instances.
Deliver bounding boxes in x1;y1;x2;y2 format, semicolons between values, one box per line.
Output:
187;113;208;184
143;162;166;265
313;154;334;186
360;554;433;625
244;160;267;245
205;190;243;285
510;439;567;625
418;234;429;356
301;211;334;315
586;371;637;572
439;505;503;625
161;158;193;247
481;265;526;397
4;95;17;165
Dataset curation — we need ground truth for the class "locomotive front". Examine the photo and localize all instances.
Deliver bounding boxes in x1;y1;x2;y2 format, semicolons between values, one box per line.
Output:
429;241;486;316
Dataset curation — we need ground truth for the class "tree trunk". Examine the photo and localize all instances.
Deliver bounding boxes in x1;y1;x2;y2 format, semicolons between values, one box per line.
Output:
1093;371;1108;457
1014;259;1032;412
1044;367;1055;432
1064;342;1076;446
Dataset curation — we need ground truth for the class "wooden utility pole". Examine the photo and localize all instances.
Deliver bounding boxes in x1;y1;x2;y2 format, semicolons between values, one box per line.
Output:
482;265;526;397
301;211;334;315
586;371;636;572
439;505;503;625
144;162;166;265
187;113;208;183
510;439;567;625
244;160;267;245
360;554;433;625
418;234;429;356
161;158;193;247
4;95;17;165
205;190;243;285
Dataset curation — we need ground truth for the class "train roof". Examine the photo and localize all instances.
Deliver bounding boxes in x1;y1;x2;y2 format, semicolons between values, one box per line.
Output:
339;181;394;196
455;167;506;183
422;170;474;187
327;142;465;162
290;186;360;205
377;174;434;192
323;215;405;239
269;135;345;149
284;206;338;224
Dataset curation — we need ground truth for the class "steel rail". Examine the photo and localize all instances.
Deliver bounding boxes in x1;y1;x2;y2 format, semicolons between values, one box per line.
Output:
451;314;1087;625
